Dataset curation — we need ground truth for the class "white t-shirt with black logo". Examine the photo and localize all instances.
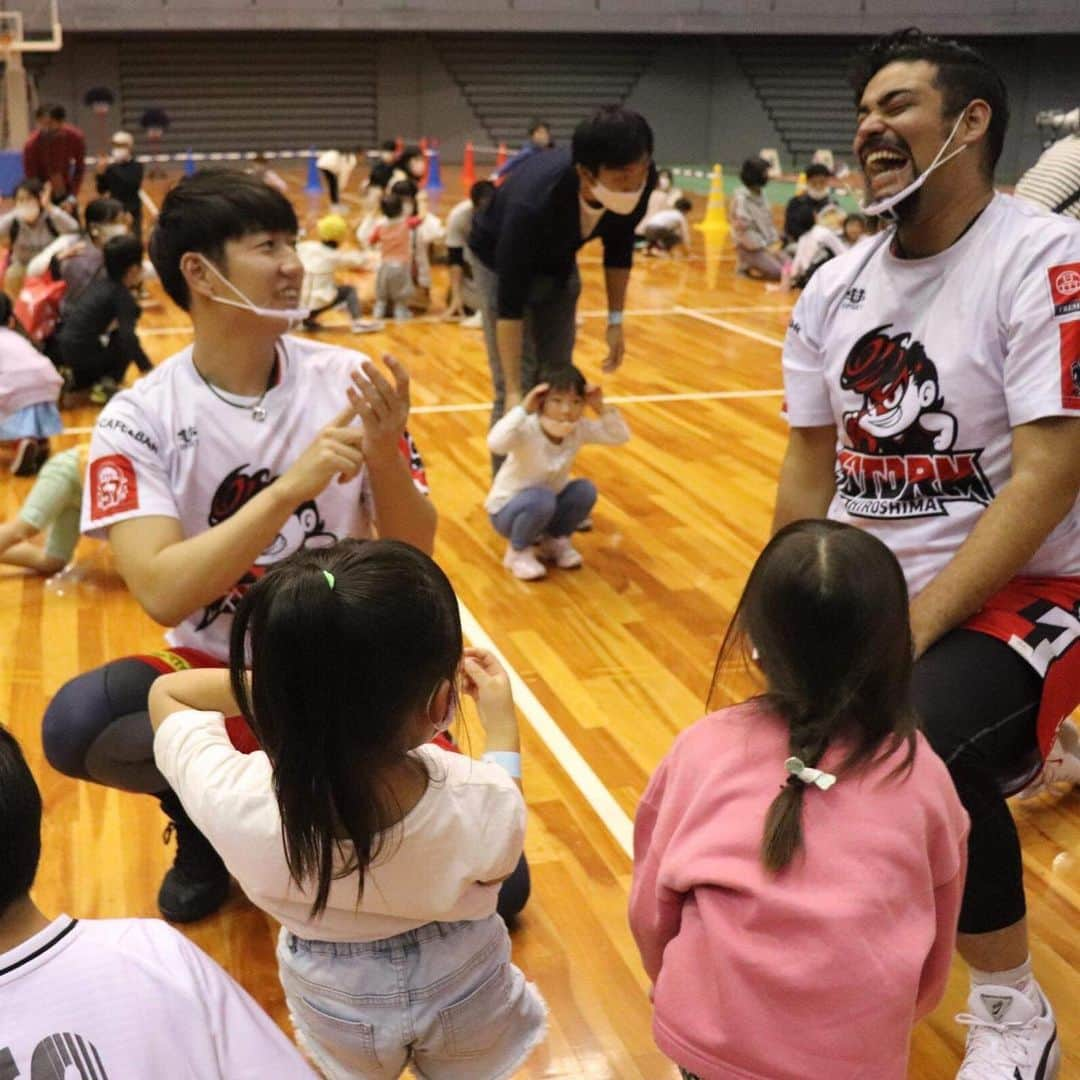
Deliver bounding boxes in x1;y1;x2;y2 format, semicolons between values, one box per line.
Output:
0;915;315;1078
81;335;428;660
783;194;1080;594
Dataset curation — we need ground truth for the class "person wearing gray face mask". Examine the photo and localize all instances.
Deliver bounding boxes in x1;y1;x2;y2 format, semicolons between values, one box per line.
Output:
469;105;656;475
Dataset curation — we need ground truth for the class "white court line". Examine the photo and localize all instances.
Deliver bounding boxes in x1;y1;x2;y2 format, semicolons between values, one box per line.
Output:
673;305;786;348
137;304;792;338
457;599;634;858
59;387;784;434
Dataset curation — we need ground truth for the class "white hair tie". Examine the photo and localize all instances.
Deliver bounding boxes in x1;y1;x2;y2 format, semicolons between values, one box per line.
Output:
784;756;836;791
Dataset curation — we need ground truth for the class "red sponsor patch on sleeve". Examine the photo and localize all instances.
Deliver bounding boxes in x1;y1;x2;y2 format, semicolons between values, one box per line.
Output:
1061;321;1080;410
398;431;429;495
1049;262;1080;319
89;453;140;520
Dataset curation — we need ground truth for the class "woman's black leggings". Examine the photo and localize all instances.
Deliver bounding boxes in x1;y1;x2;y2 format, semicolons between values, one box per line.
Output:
42;656;531;920
319;169;339;204
910;629;1043;935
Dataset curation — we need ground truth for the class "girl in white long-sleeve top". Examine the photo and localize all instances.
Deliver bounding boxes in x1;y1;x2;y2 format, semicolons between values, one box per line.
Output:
486;365;630;581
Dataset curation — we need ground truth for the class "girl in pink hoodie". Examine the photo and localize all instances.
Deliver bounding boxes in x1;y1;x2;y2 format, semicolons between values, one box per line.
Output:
630;520;970;1080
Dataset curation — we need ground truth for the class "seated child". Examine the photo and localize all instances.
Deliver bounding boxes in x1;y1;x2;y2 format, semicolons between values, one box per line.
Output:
643;198;693;256
55;234;153;402
297;214;381;334
486;366;630;581
630;521;969;1080
770;210;866;293
148;539;547;1080
0;292;63;476
28;197;131;317
0;441;86;575
370;193;417;321
0;179;79;296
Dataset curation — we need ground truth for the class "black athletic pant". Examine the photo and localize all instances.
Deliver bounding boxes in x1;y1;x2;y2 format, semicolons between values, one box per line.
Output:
911;629;1043;935
42;657;532;921
319;169;339;204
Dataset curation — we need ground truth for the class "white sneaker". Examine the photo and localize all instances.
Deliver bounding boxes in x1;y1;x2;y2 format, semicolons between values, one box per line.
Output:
536;536;583;569
461;311;483;329
351;318;384;334
956;983;1060;1079
503;545;546;581
1017;719;1080;799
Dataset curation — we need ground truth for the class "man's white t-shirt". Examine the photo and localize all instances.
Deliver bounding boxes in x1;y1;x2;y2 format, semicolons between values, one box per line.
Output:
782;194;1080;594
81;335;428;660
153;709;527;943
445;198;474;250
0;915;314;1079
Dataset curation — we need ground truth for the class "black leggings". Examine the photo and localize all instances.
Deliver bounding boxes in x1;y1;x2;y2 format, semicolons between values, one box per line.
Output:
911;629;1042;935
319;168;339;204
42;656;531;921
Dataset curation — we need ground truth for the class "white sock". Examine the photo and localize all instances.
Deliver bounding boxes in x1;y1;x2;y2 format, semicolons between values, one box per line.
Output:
970;955;1038;1002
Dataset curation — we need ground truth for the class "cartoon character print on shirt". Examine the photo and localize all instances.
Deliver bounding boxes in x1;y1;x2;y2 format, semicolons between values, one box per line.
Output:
194;465;338;632
835;324;994;519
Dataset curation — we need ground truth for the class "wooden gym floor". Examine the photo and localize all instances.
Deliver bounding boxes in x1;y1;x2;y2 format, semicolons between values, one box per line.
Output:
1;168;1077;1078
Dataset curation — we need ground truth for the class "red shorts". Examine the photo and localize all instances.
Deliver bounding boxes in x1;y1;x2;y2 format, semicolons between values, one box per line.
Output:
963;576;1080;757
144;647;460;755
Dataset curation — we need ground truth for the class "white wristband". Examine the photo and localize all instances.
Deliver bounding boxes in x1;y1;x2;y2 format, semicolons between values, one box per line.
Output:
482;751;522;778
607;311;624;326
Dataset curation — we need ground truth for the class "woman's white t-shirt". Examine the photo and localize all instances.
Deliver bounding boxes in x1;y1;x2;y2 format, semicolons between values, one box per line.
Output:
154;709;527;943
782;194;1080;594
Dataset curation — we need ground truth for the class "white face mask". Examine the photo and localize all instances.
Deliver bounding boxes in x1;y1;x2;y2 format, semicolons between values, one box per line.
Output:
96;223;129;242
111;147;132;163
198;256;309;326
14;203;40;224
540;416;577;440
861;107;969;219
590;179;645;216
430;683;457;737
658;176;672;192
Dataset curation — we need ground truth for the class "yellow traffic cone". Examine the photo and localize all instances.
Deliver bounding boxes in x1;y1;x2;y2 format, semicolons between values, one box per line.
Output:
696;163;729;232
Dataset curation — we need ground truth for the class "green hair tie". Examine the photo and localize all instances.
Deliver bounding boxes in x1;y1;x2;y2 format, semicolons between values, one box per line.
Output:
322;570;335;591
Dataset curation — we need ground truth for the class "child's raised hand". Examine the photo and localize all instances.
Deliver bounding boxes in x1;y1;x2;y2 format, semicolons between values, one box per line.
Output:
461;648;516;735
585;383;605;414
522;383;550;414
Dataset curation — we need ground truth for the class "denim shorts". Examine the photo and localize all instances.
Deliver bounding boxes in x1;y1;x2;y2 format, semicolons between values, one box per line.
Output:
277;915;546;1080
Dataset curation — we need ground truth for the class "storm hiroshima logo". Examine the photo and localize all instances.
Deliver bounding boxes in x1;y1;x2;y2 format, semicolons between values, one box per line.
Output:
836;325;994;519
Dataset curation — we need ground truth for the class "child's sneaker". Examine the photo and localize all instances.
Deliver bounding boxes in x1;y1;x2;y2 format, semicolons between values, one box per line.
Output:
351;318;384;334
393;304;411;321
1017;719;1080;800
537;536;583;569
503;544;546;581
89;377;120;405
955;982;1060;1079
461;311;483;329
373;301;388;320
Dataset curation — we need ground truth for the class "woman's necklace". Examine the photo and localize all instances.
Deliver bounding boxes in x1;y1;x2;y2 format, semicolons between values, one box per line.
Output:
193;349;278;422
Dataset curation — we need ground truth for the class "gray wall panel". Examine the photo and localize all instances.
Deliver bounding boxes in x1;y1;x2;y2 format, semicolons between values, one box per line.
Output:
25;31;1079;181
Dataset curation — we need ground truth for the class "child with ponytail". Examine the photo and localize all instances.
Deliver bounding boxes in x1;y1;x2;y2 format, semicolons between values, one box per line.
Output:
629;520;969;1080
148;538;546;1080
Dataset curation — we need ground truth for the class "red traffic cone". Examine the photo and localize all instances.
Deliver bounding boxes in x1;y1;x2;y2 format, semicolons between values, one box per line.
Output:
462;141;476;194
495;141;508;172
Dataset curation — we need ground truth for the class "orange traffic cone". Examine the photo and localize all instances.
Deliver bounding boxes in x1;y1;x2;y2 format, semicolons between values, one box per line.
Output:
495;142;508;172
462;140;476;194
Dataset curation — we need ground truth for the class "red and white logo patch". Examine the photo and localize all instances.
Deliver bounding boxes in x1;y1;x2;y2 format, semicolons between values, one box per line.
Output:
89;454;139;520
1049;262;1080;319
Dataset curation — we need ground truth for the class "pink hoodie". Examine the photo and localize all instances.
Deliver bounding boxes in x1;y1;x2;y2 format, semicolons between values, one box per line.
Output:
0;327;62;419
630;701;969;1080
